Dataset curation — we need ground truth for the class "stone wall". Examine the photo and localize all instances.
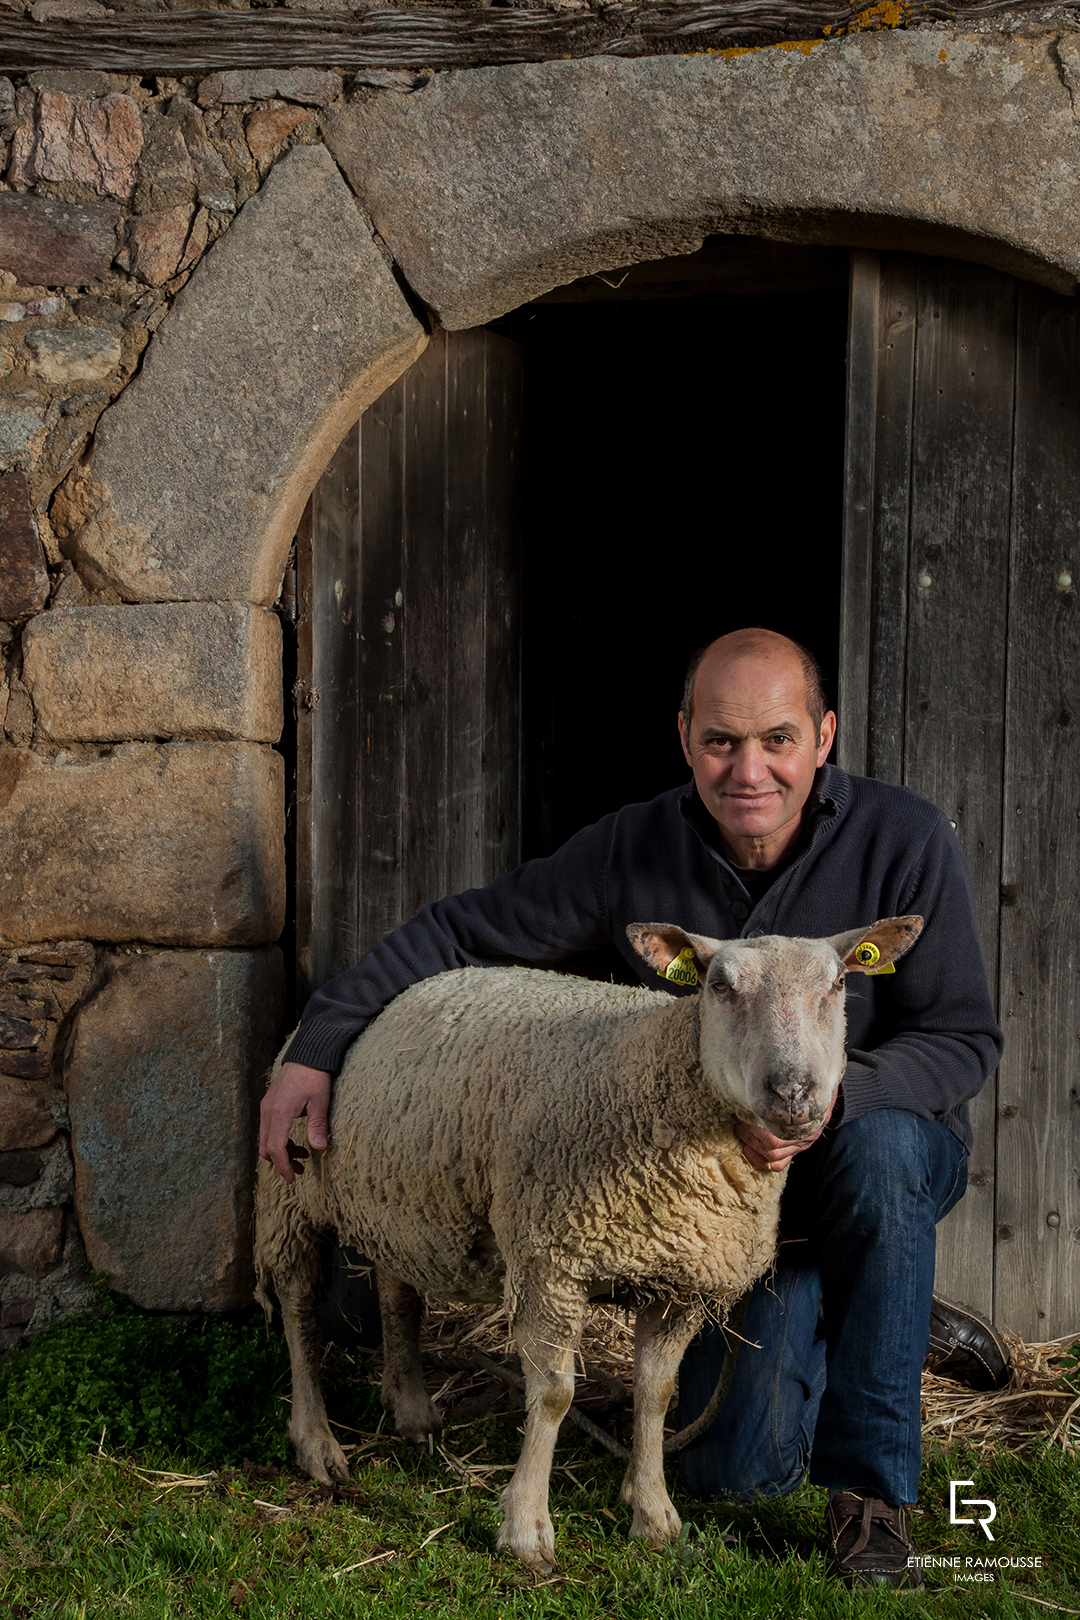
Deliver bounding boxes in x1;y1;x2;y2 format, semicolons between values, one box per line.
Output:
0;66;313;1328
1;17;1077;1333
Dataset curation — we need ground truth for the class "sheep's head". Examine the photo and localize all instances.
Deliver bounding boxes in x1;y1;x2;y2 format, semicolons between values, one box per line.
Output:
627;916;923;1138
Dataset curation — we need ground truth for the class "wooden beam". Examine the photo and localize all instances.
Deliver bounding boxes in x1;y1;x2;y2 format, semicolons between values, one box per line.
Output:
0;0;1055;76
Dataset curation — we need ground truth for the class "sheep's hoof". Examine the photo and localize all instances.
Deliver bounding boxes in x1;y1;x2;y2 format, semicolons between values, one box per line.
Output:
630;1499;682;1547
389;1397;443;1446
496;1520;556;1575
498;1496;557;1574
293;1430;350;1487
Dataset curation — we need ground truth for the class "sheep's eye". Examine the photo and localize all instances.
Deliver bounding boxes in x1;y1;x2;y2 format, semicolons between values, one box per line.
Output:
834;974;846;992
710;978;732;996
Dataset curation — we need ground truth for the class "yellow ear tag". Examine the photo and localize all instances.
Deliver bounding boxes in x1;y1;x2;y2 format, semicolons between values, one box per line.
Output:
661;947;699;987
854;940;895;975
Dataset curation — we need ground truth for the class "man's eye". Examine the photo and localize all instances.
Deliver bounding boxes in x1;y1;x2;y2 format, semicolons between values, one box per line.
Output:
768;733;793;745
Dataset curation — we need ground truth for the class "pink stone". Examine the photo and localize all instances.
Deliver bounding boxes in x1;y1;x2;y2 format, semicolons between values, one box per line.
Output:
0;1208;63;1278
9;91;143;199
119;203;193;287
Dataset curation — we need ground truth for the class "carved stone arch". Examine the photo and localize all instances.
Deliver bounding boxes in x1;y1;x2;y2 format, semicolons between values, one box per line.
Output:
63;22;1080;606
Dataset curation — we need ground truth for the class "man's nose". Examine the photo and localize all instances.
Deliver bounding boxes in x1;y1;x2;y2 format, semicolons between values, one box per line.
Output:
731;743;770;784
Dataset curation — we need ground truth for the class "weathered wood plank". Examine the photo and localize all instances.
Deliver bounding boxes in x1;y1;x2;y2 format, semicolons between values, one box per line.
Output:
293;496;316;1007
445;328;493;894
904;258;1014;1319
996;281;1080;1339
481;330;523;879
400;331;450;921
863;254;916;786
837;250;879;776
0;0;1056;74
355;367;407;962
307;421;363;989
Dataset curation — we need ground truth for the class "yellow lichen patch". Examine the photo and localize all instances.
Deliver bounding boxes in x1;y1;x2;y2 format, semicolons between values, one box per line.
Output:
706;37;824;58
823;0;909;34
700;0;909;60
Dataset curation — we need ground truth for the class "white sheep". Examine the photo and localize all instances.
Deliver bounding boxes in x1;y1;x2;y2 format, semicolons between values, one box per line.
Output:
254;914;921;1572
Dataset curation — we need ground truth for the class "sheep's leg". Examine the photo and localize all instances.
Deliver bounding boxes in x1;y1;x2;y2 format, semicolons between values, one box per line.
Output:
498;1280;585;1574
277;1234;350;1487
620;1301;704;1546
377;1268;442;1443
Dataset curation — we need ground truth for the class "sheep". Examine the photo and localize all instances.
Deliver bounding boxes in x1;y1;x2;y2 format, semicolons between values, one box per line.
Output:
255;913;922;1573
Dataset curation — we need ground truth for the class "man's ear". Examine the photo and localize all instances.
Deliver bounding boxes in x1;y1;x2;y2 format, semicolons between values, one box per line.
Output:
627;923;719;975
677;712;693;768
826;915;924;972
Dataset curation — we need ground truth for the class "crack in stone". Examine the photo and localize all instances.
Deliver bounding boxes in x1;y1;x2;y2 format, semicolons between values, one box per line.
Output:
1049;34;1078;115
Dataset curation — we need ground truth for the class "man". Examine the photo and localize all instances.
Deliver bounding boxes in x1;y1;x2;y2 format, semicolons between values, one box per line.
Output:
261;627;1005;1586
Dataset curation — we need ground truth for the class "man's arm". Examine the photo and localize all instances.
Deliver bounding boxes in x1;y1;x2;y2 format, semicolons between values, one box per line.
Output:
839;814;1004;1130
261;816;615;1177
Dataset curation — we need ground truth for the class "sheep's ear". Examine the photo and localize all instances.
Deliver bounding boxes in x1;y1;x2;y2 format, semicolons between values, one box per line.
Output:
826;914;924;973
627;923;718;977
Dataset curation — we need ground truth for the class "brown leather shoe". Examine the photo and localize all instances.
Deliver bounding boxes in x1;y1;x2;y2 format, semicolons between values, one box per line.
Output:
826;1492;925;1588
924;1295;1010;1391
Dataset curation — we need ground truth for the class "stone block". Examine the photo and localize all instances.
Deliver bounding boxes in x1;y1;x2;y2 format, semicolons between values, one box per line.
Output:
0;472;49;618
0;1208;63;1277
133;107;196;213
0;406;47;474
0;742;285;946
117;203;193;288
23;603;283;743
0;1083;61;1151
68;143;427;604
168;99;235;214
30;0;108;19
323;28;1080;329
198;68;342;107
66;946;284;1310
9;90;143;199
0;1132;72;1211
0;1150;43;1186
244;105;314;162
27;71;113;98
25;327;121;384
0;195;119;287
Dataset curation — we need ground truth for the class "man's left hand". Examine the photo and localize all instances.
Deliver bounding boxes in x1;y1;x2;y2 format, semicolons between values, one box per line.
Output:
735;1092;837;1172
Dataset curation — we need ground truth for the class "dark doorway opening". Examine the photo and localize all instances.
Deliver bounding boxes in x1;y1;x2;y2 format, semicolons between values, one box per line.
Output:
509;285;850;860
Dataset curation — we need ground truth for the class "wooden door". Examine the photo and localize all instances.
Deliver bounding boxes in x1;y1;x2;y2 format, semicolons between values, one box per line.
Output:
841;252;1080;1338
295;328;523;999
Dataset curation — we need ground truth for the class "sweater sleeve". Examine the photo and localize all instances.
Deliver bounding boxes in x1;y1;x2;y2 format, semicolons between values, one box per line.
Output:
839;816;1004;1130
283;817;615;1073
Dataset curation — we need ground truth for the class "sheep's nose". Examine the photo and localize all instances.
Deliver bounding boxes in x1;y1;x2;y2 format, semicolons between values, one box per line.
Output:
763;1072;816;1122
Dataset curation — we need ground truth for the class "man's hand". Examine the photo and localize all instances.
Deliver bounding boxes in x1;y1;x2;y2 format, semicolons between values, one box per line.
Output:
259;1061;332;1183
735;1092;837;1172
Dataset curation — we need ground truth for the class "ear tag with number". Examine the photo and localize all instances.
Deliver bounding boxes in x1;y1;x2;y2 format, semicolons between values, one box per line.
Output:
661;947;698;987
854;940;896;976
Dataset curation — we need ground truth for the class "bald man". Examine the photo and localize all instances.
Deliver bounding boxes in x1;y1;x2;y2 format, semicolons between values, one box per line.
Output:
261;628;1003;1587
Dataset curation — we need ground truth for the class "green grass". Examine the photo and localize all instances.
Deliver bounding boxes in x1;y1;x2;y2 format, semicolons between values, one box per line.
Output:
1;1301;1077;1620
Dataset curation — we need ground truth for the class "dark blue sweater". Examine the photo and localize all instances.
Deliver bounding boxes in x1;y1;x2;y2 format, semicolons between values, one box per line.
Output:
285;764;1003;1150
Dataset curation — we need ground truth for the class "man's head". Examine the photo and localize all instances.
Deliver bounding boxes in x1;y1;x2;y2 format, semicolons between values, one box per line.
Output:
677;628;836;868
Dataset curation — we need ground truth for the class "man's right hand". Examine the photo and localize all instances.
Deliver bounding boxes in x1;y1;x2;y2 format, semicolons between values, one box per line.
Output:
259;1061;333;1183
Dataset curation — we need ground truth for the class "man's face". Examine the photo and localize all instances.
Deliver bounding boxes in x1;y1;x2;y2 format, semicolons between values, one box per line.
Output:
678;648;836;861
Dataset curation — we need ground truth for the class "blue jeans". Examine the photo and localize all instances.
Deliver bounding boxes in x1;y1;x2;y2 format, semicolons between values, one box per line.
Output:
676;1109;968;1507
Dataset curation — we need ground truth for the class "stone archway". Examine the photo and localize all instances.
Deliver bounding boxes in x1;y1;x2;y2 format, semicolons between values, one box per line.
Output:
62;21;1080;611
6;14;1079;1312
